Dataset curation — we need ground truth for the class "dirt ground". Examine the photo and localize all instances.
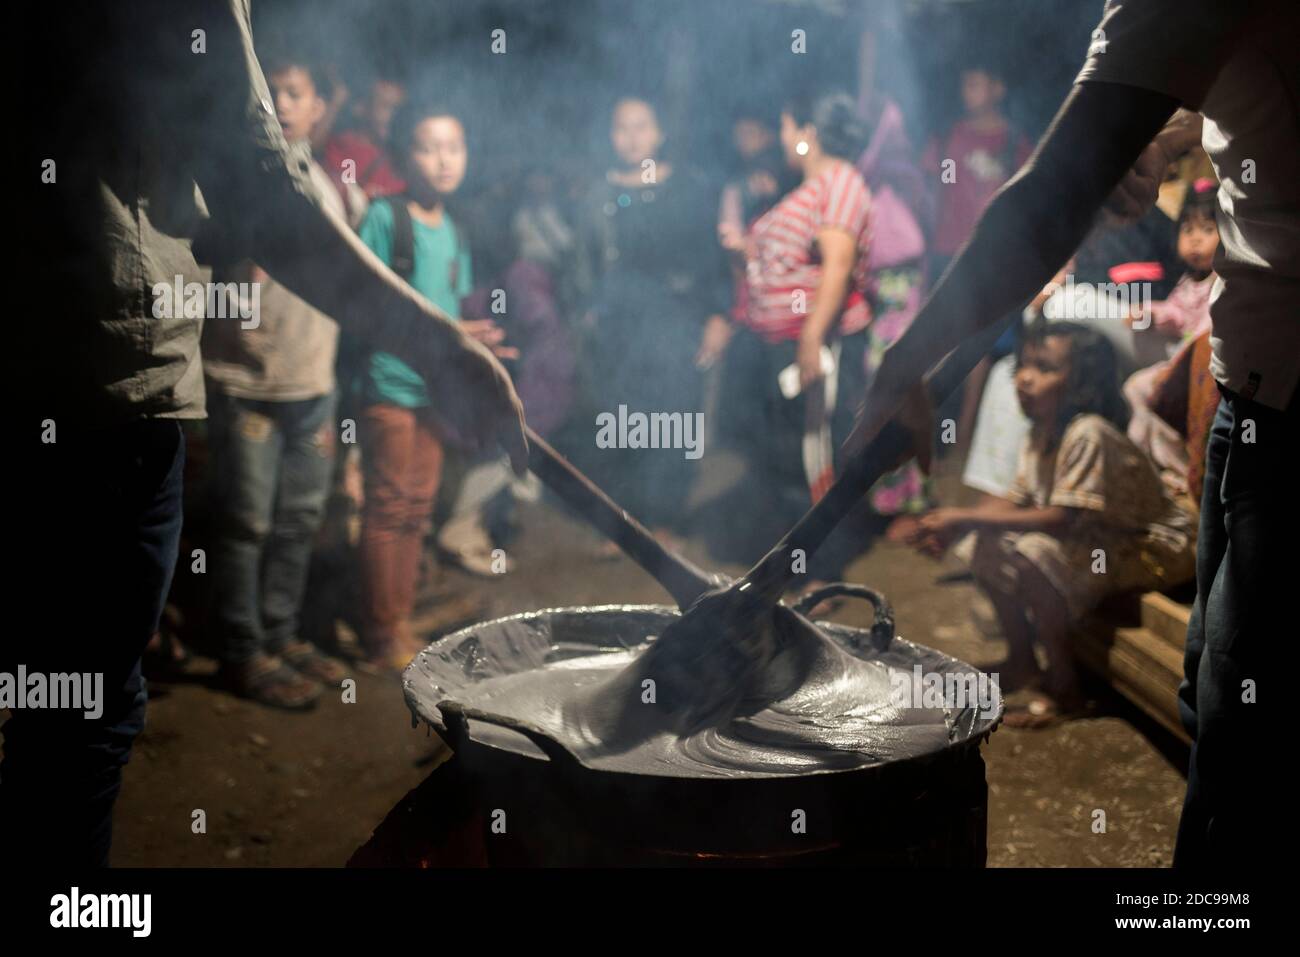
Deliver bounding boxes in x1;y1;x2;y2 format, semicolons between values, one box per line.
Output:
106;456;1189;868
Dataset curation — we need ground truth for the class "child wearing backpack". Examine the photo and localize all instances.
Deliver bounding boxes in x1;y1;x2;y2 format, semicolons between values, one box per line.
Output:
351;96;509;670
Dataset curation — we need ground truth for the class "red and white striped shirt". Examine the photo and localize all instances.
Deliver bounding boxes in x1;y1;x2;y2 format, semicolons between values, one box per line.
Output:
743;160;873;342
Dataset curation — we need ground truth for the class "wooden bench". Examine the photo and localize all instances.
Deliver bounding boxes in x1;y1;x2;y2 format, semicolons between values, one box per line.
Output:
1071;591;1192;743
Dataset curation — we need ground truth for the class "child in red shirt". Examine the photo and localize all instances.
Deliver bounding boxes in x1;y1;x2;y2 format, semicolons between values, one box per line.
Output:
324;74;408;214
923;65;1033;267
923;64;1033;458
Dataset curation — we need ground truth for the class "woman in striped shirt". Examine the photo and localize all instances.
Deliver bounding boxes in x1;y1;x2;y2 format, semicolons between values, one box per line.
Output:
718;91;875;571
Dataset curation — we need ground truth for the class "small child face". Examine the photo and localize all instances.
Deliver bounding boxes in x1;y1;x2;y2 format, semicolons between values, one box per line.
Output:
268;66;325;143
366;80;405;143
1177;212;1219;275
1015;335;1072;425
407;116;467;197
610;98;663;169
733;119;774;161
961;70;1004;116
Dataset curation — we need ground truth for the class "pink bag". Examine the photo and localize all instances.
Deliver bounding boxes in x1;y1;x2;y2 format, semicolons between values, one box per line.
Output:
856;98;926;270
866;183;925;271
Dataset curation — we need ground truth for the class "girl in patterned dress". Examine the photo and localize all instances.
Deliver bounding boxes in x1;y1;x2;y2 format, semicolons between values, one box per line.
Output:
902;320;1197;727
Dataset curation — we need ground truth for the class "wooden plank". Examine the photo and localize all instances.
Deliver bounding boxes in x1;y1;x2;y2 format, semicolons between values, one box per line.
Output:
1115;626;1185;676
1140;592;1192;652
1072;625;1190;743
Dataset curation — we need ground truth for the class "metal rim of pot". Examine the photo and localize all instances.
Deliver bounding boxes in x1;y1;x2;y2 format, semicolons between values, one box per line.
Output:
404;584;1002;786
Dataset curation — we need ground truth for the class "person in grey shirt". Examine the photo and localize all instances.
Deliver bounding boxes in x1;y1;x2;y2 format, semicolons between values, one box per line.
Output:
12;0;526;867
850;0;1296;870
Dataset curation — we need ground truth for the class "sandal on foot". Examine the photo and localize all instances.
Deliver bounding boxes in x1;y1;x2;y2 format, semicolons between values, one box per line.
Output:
358;649;413;676
1001;691;1086;729
356;636;418;676
280;640;350;685
225;654;322;711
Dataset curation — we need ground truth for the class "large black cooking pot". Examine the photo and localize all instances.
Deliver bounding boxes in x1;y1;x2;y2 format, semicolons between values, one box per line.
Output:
402;588;1001;867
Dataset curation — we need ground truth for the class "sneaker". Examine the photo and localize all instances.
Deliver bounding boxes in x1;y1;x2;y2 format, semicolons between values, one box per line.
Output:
436;512;506;577
359;644;417;676
357;623;422;676
356;647;410;676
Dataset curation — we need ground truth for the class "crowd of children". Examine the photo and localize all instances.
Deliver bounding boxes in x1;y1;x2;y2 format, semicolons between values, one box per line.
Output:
176;47;1213;730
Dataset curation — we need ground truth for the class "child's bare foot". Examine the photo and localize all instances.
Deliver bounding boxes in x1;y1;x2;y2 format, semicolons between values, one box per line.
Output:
977;658;1040;693
1001;689;1086;729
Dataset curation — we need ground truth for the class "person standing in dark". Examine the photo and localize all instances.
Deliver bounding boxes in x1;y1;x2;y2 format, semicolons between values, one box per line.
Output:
574;95;729;543
716;110;787;249
849;0;1298;870
922;62;1033;280
13;0;526;867
718;91;875;570
711;109;788;377
203;50;355;710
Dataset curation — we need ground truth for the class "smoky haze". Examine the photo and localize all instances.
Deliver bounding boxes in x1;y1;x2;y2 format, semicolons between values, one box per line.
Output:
241;0;1104;558
250;0;1098;273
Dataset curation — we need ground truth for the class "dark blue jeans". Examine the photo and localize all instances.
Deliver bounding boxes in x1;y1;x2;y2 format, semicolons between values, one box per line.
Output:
1175;389;1297;869
3;419;184;867
207;390;336;664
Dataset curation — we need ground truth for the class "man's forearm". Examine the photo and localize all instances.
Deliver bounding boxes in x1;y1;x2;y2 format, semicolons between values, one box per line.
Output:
250;194;467;368
872;171;1070;399
190;0;472;378
182;0;527;469
1152;108;1205;165
865;83;1181;423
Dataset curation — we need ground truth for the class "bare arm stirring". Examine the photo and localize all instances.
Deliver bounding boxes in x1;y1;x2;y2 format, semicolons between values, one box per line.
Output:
848;82;1182;453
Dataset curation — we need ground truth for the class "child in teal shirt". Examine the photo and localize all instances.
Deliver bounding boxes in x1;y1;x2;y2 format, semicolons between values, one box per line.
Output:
357;197;472;408
352;97;506;668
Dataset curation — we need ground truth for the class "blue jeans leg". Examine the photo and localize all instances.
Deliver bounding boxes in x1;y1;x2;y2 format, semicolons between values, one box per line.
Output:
261;392;336;651
208;391;284;665
3;419;184;867
1175;392;1297;869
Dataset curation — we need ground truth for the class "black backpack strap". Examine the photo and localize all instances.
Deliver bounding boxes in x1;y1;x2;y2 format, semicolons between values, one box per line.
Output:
448;214;467;293
387;195;416;281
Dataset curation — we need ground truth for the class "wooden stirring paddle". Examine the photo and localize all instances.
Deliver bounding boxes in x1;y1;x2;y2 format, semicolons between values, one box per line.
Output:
525;427;720;607
597;314;1020;736
521;314;1013;741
